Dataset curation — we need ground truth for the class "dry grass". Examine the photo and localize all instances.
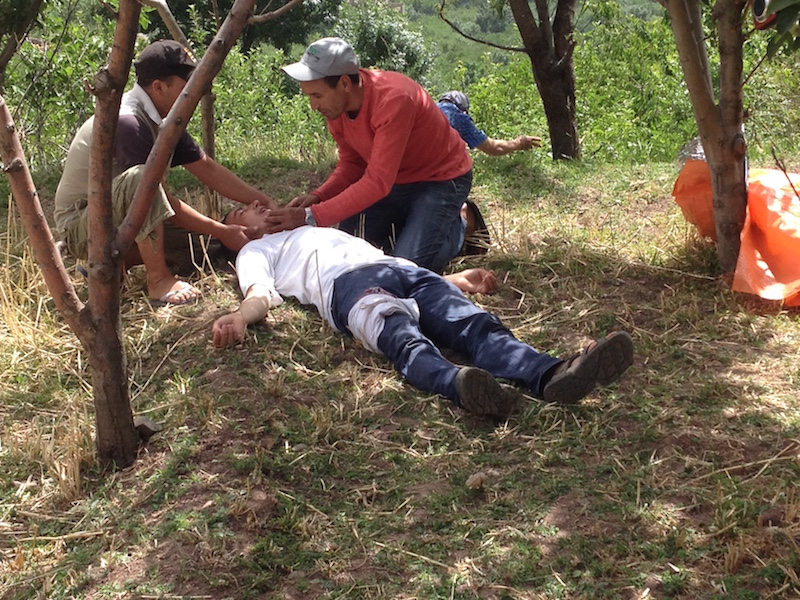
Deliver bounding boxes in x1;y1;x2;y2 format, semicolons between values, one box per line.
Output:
2;159;800;599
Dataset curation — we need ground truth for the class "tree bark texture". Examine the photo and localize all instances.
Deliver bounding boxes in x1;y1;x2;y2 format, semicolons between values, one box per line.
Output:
509;0;580;159
85;0;144;467
0;96;83;325
667;0;747;272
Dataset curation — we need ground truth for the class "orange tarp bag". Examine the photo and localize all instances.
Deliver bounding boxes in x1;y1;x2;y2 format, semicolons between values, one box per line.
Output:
732;169;800;307
673;159;717;240
673;162;800;306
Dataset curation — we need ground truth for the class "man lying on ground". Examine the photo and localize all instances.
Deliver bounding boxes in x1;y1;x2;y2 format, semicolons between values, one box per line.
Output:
211;201;635;418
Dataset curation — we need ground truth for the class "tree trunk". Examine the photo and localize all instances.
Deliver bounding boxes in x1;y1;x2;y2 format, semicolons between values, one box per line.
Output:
0;97;83;325
666;0;747;272
85;0;144;467
509;0;580;159
3;0;287;468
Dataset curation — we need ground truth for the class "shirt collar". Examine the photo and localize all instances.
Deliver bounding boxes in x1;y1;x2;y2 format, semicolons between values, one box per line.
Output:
120;83;162;124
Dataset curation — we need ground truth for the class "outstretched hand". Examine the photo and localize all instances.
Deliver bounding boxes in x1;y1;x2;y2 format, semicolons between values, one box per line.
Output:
444;268;498;294
517;135;543;150
212;312;246;348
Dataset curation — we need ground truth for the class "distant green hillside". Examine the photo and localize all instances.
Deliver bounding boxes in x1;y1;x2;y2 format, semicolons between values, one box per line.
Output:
403;0;667;92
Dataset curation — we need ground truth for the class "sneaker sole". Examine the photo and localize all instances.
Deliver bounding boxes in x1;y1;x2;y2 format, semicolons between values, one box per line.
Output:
543;332;634;405
455;367;518;418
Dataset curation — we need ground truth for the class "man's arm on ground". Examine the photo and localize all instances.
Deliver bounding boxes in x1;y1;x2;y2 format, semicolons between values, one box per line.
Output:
184;154;278;208
212;284;272;348
476;135;542;156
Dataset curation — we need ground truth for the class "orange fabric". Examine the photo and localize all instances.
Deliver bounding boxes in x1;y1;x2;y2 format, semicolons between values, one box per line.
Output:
673;163;800;306
672;159;717;240
732;169;800;307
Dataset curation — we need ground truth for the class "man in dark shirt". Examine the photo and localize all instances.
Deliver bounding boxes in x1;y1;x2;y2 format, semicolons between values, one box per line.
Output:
55;40;276;305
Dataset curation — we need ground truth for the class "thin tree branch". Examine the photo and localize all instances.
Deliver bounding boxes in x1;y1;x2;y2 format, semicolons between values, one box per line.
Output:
0;95;84;324
0;0;46;84
140;0;191;46
438;0;525;53
250;0;304;23
666;0;722;144
771;146;800;200
95;0;118;17
742;50;768;88
5;0;81;121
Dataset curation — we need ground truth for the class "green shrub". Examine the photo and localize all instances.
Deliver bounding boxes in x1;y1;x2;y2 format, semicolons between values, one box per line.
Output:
574;2;696;162
211;46;332;164
333;2;433;85
4;6;115;172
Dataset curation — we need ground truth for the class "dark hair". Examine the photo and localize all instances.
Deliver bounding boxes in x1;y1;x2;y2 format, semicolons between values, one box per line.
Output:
322;73;360;88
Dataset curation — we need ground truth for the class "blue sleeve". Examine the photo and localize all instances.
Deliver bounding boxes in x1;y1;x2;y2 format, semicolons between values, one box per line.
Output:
437;102;488;149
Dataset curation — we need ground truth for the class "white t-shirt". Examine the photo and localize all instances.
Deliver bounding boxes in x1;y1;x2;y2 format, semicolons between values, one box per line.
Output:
235;226;415;330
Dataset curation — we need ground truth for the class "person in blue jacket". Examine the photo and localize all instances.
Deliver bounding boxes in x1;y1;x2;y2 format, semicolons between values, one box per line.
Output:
438;91;542;156
437;91;542;256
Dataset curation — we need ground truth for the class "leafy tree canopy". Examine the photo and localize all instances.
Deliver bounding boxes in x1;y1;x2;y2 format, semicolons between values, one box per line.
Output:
333;2;433;83
0;0;37;38
143;0;342;53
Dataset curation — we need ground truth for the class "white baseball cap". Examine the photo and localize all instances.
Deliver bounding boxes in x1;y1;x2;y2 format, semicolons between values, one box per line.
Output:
282;37;360;81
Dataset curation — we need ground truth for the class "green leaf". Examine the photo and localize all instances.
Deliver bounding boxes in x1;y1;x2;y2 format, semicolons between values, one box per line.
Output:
766;29;792;56
775;4;800;33
765;0;800;16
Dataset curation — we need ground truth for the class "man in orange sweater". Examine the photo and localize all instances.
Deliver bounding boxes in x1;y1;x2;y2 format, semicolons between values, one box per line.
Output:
266;37;473;274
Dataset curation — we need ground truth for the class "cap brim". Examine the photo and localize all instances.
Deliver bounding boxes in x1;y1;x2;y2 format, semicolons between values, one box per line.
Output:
281;62;325;82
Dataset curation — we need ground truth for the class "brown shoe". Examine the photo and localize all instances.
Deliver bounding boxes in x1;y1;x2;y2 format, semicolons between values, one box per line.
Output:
460;199;490;256
543;332;634;405
455;367;519;418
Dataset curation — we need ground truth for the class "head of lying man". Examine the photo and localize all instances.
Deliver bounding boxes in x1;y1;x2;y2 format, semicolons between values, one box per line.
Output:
223;200;271;241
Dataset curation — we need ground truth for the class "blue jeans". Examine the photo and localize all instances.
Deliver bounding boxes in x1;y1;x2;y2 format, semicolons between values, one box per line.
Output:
331;264;561;405
339;171;472;273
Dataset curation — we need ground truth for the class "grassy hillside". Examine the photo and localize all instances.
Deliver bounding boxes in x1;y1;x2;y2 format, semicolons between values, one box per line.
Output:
3;2;800;598
3;151;800;597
